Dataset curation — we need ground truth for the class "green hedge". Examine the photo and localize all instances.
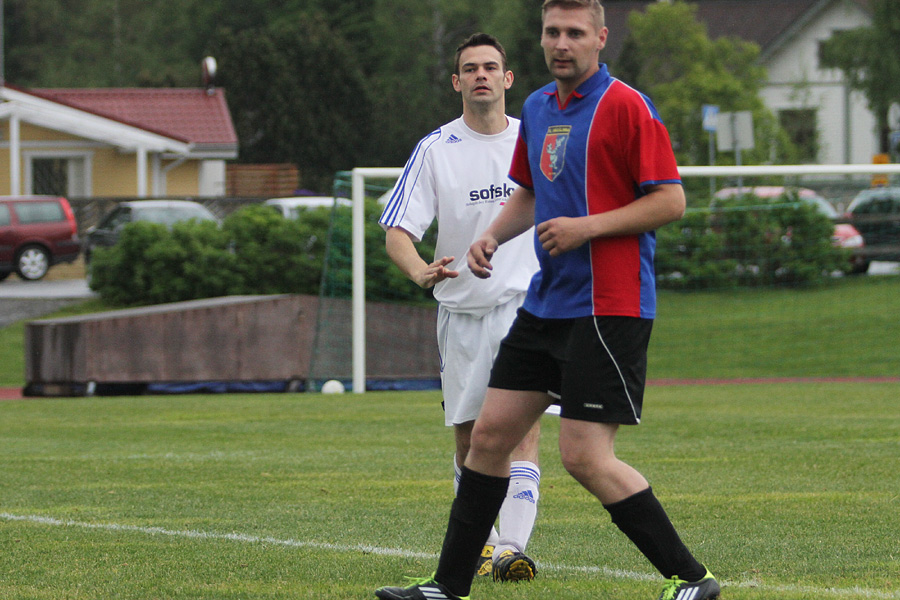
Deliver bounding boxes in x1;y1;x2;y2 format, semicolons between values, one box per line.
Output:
88;203;436;306
89;194;848;306
656;192;851;289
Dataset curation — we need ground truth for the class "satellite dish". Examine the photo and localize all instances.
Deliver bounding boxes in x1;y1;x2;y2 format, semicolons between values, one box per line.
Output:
202;57;217;91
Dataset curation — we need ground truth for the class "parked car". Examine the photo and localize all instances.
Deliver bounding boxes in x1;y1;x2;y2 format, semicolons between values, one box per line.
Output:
845;187;900;271
0;195;80;281
713;186;867;272
83;200;219;269
264;196;350;219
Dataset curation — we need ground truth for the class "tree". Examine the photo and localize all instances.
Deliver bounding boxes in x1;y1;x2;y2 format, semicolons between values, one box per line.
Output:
479;0;549;116
360;0;487;167
5;0;199;87
613;1;796;167
819;0;900;152
210;12;373;192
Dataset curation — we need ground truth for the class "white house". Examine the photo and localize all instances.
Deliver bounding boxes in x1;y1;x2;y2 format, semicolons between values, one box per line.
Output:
604;0;876;165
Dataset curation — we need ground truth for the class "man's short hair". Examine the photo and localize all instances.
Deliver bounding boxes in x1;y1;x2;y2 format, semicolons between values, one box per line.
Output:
541;0;606;31
454;33;509;75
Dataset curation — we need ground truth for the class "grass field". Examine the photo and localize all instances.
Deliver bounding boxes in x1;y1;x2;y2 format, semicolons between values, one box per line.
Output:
2;384;899;599
1;277;898;598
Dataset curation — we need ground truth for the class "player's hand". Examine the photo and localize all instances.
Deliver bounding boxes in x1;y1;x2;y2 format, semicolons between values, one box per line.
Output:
467;237;498;279
537;217;591;256
416;256;458;288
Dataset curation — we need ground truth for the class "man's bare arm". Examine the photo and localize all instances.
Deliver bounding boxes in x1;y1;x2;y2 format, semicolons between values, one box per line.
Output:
385;226;458;288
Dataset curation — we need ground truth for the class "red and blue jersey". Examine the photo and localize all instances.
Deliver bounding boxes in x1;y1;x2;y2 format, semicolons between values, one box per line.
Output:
509;64;681;319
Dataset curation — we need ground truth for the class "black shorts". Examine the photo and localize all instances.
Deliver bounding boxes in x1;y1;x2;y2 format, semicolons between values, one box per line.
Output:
488;309;653;424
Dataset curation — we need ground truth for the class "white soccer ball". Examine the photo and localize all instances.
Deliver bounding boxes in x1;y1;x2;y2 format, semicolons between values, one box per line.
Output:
321;379;346;394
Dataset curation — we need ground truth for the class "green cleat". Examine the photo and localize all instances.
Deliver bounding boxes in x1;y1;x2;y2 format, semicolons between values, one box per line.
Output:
375;575;470;600
657;569;720;600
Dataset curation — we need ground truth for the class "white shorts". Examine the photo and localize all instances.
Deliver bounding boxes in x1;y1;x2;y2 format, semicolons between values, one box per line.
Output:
437;293;525;426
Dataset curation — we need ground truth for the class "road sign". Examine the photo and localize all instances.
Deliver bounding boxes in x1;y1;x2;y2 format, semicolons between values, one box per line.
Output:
872;153;890;187
702;105;719;132
716;111;755;153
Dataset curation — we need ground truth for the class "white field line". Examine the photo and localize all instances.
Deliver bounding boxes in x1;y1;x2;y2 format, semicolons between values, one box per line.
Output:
3;512;898;599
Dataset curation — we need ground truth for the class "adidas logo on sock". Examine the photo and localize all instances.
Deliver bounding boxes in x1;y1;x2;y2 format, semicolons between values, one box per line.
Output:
446;134;462;144
512;489;536;504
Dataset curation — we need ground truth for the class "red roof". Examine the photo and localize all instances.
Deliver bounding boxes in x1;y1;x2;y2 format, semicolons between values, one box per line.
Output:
28;87;238;148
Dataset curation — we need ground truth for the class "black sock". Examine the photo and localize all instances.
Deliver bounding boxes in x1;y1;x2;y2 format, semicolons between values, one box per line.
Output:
434;466;509;596
603;487;706;581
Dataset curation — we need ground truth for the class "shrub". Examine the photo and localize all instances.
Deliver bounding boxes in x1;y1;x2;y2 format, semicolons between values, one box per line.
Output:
222;204;330;296
655;210;738;289
89;220;240;305
89;202;437;306
320;200;436;303
656;192;850;289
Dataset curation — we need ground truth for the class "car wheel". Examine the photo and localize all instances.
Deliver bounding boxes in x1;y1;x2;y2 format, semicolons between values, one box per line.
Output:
16;245;51;281
849;259;870;275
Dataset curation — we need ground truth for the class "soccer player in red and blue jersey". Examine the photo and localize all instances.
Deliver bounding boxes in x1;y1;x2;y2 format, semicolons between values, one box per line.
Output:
375;2;720;600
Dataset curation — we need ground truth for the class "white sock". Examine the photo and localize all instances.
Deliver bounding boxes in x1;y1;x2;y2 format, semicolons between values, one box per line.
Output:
494;460;540;559
454;454;499;547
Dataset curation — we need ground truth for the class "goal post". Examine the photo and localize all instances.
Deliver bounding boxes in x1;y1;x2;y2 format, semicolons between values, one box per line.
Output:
351;167;403;393
350;163;900;394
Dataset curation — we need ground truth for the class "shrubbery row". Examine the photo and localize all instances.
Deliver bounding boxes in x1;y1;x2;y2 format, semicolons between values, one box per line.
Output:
656;194;851;289
88;203;435;306
90;195;849;306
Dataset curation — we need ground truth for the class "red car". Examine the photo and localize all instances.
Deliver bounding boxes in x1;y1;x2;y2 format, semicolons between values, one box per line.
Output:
0;196;81;281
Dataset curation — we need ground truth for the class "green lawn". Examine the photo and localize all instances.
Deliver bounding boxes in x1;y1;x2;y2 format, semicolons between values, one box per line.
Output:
651;276;900;378
1;385;898;599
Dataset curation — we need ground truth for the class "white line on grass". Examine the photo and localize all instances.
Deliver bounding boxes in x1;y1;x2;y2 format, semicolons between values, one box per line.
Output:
3;512;897;599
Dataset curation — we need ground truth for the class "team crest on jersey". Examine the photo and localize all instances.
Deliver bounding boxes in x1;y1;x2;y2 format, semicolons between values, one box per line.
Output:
541;125;571;181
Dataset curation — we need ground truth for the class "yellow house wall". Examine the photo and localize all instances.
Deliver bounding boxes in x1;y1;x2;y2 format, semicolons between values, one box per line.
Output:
161;161;202;196
0;122;202;196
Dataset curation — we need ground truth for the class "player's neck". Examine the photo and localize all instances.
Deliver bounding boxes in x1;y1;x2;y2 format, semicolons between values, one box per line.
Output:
461;106;509;136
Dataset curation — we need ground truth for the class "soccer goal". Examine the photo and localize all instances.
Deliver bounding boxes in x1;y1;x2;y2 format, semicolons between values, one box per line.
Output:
348;163;900;393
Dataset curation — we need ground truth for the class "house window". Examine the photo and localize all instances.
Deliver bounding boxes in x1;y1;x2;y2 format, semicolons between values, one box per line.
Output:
26;154;90;198
32;158;68;196
779;109;819;163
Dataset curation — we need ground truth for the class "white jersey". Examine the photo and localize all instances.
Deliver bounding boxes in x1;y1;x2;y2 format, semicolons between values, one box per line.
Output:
380;116;538;316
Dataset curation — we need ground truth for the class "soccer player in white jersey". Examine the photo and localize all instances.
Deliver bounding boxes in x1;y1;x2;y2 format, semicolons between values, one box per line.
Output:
378;33;542;582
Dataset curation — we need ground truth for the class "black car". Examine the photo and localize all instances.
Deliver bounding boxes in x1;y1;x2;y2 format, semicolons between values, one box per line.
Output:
84;200;220;269
845;187;900;270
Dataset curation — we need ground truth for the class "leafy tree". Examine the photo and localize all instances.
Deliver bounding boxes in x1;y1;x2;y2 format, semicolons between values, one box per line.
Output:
614;1;796;167
5;0;199;87
210;11;373;192
479;0;550;116
360;0;487;167
819;0;900;152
